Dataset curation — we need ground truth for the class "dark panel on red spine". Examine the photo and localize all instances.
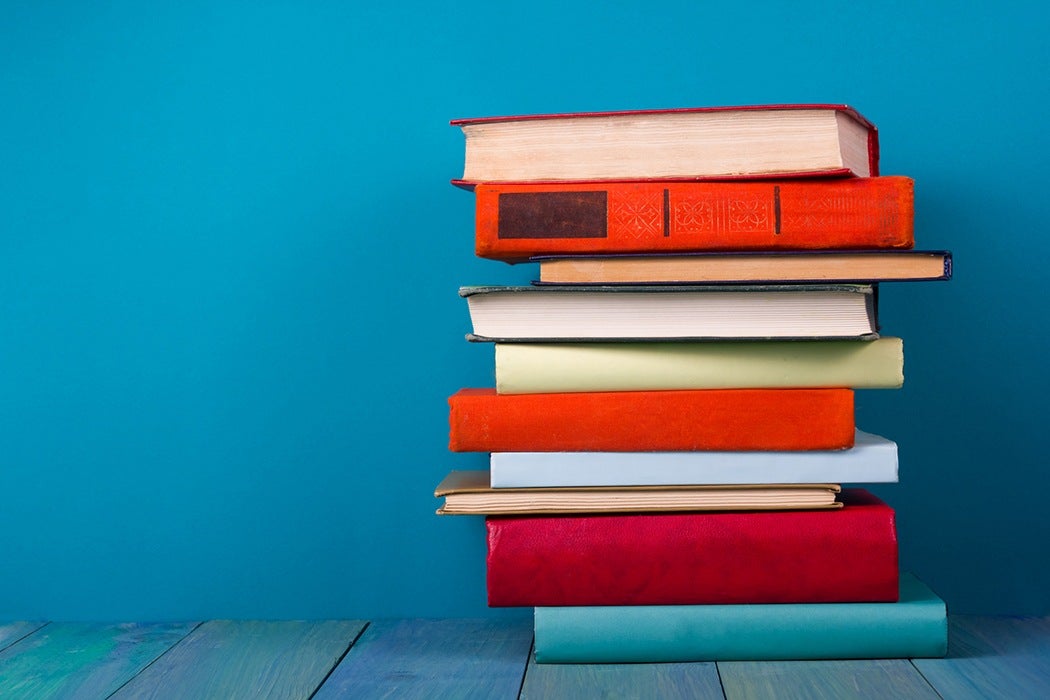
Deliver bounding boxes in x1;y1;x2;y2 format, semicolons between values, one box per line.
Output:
497;192;608;239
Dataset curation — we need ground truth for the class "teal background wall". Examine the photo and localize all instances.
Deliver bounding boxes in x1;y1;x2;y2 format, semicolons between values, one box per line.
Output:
1;1;1046;620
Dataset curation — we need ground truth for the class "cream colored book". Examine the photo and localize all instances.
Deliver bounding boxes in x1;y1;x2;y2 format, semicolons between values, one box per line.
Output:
495;337;903;394
434;470;842;515
453;105;875;183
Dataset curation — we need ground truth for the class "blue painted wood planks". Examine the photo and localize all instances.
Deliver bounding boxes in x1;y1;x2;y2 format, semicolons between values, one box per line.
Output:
314;619;534;699
522;656;724;699
719;659;939;699
0;615;1045;698
110;619;364;700
0;621;47;653
0;622;197;699
912;615;1050;699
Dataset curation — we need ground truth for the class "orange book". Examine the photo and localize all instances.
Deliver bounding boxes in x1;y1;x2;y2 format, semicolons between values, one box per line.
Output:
473;177;913;262
448;388;854;452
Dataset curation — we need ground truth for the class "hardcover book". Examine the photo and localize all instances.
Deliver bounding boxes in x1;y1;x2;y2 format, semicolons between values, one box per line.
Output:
473;178;913;261
485;489;899;607
453;104;878;184
489;429;898;488
536;250;952;285
533;574;947;663
434;470;841;515
462;284;878;341
494;337;904;393
449;387;855;452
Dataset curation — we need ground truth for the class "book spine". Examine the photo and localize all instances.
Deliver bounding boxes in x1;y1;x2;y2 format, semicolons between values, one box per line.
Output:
485;490;899;607
448;388;854;452
533;575;946;663
475;177;913;261
488;431;899;487
494;337;904;394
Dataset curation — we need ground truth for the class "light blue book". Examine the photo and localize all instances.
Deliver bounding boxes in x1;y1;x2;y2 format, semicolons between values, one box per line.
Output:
491;429;897;488
534;573;947;663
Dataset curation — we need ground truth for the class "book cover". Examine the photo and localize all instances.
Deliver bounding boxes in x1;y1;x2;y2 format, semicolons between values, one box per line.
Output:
434;471;841;515
453;104;878;184
472;178;912;261
535;249;952;284
461;284;878;341
494;337;904;394
489;429;897;488
449;387;855;452
533;574;947;663
486;490;898;607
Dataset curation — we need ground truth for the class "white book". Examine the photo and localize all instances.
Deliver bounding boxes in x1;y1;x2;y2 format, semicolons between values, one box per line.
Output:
461;284;878;341
489;429;898;488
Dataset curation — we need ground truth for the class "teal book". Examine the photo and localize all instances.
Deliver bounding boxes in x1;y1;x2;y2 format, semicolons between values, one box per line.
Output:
533;573;947;663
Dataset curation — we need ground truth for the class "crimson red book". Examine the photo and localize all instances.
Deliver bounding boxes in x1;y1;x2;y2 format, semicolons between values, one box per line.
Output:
471;177;913;261
449;387;855;452
485;490;898;607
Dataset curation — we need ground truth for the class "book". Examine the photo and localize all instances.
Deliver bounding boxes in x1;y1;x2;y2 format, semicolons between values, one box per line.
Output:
472;178;913;261
462;284;878;341
489;429;897;488
485;489;898;607
452;105;878;184
536;250;952;284
494;337;904;393
434;470;841;515
533;574;947;663
449;387;855;452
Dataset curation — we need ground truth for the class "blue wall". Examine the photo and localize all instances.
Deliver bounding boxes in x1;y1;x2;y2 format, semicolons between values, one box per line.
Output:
1;1;1046;619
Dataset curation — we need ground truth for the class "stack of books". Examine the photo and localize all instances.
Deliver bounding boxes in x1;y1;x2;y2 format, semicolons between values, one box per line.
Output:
436;105;951;662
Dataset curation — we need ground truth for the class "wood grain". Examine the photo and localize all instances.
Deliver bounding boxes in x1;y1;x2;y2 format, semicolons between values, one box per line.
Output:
912;615;1050;699
313;618;533;699
0;615;1046;698
109;619;364;700
522;655;725;699
719;659;939;699
0;622;196;699
0;621;47;653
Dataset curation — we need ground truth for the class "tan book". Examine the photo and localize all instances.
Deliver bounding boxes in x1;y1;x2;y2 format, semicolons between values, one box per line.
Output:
434;470;842;515
537;251;952;285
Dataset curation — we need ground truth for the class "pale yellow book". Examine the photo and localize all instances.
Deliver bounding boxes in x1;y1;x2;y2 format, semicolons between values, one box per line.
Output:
495;337;903;394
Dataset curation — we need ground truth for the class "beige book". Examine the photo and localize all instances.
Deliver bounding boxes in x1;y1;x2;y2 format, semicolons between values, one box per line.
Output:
537;251;952;284
455;106;874;182
435;470;842;515
495;337;904;394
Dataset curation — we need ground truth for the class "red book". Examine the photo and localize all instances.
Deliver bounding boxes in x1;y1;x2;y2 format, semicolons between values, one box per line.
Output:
449;387;855;452
485;490;898;607
473;178;914;261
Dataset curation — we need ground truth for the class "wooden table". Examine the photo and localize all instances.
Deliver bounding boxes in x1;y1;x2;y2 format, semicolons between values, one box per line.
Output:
0;616;1046;698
